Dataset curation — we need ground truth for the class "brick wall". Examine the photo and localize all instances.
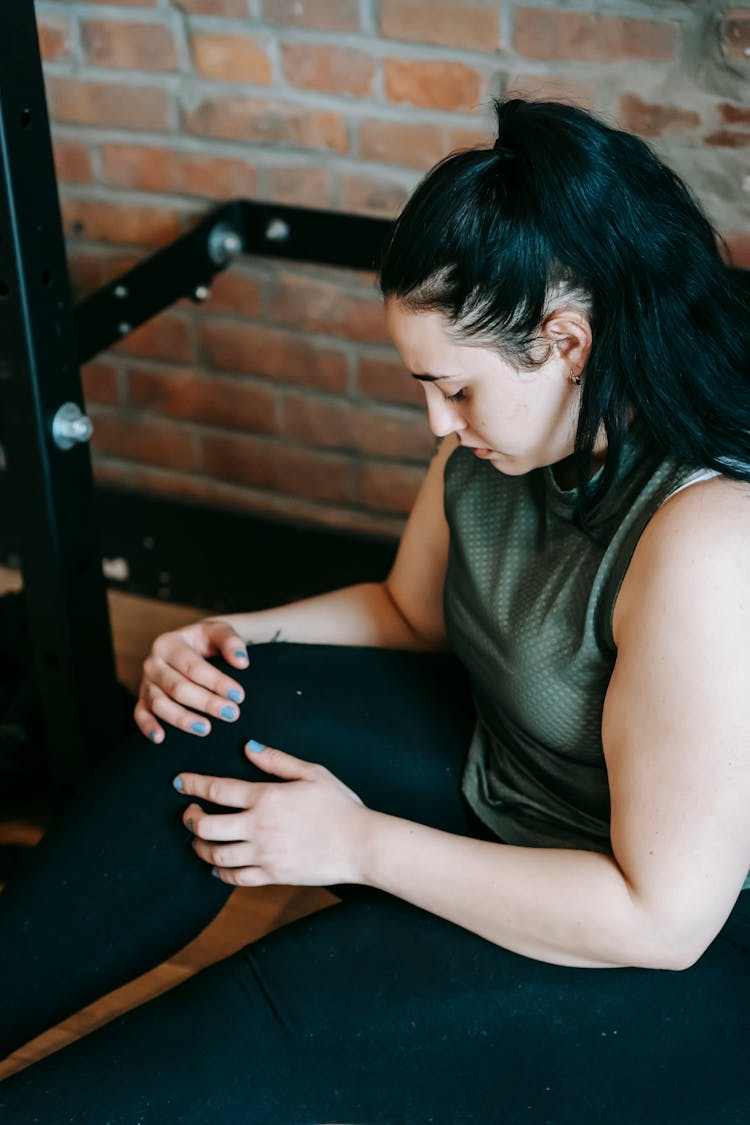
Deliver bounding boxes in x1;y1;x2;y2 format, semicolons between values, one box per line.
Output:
37;0;750;538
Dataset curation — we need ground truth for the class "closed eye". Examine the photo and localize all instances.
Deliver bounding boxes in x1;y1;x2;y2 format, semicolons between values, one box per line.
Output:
445;388;466;402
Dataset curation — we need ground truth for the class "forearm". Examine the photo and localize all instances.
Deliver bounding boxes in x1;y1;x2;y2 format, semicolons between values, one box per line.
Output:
358;813;684;970
210;582;445;653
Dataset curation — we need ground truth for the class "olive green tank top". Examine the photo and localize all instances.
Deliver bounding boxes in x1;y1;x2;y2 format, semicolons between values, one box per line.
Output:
443;421;750;891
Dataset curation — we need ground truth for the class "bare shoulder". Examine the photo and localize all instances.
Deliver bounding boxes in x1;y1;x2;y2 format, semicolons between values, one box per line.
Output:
613;475;750;644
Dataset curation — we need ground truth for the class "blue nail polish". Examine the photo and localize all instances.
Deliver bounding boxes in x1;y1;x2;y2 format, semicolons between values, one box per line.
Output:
221;705;237;721
246;739;265;753
211;869;220;878
227;689;242;703
173;777;183;792
191;721;208;735
148;730;159;743
235;650;248;661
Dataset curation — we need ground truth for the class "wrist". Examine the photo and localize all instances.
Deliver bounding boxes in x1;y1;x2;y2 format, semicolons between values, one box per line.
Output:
352;807;390;888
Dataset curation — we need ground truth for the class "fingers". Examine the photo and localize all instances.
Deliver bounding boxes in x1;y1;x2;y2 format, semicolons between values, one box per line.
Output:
201;618;250;671
243;741;322;782
174;772;256;810
133;617;249;743
182;804;253;842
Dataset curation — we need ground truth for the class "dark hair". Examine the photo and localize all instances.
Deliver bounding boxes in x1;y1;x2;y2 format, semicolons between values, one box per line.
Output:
379;98;750;522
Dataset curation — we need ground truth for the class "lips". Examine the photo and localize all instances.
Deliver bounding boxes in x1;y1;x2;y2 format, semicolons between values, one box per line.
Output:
470;447;494;458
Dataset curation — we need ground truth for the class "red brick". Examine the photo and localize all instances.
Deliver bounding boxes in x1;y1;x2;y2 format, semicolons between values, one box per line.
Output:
174;0;249;13
359;119;447;170
704;129;750;147
53;141;93;184
127;365;277;433
197;321;348;392
67;251;140;299
283;393;433;460
270;271;390;344
724;232;750;268
281;43;376;97
619;93;700;139
719;102;750;125
47;0;158;6
90;409;197;471
61;198;183;248
81;20;178;71
505;73;596;109
358;462;424;513
266;165;330;208
381;0;501;51
91;461;405;538
114;312;193;363
184;97;348;153
81;361;120;406
191;32;273;84
46;76;170;131
356;354;424;407
340;175;410;219
201;432;355;503
101;144;257;200
188;268;263;317
385;58;484;112
261;0;360;31
720;9;750;61
39;18;71;61
449;125;494;150
514;9;679;63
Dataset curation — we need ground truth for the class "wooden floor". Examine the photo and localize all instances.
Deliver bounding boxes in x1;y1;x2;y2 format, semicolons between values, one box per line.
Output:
0;567;335;1080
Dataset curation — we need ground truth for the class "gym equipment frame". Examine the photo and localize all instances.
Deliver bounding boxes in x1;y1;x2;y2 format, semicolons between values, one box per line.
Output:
0;1;391;793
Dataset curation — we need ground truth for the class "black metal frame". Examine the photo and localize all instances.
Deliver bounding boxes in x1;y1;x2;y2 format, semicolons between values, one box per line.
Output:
0;1;394;795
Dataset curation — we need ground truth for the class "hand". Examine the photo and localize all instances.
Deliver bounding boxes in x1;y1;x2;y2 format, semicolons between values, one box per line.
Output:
174;742;371;887
135;618;249;744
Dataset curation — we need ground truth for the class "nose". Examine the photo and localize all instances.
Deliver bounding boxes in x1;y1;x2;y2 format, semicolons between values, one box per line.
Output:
426;395;466;439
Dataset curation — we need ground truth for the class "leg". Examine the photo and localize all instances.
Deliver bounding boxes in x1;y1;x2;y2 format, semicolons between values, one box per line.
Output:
0;644;477;1056
1;886;747;1123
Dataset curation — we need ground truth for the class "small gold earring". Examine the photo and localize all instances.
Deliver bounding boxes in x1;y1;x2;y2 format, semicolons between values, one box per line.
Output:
571;369;582;385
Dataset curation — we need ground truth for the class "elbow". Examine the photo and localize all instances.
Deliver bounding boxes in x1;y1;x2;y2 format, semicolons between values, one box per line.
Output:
628;916;713;972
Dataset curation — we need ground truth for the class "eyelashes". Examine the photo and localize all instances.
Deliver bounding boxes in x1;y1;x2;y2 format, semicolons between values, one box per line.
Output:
445;388;466;402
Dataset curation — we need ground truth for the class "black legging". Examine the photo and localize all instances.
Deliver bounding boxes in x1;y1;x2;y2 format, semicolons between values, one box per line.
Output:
0;644;748;1124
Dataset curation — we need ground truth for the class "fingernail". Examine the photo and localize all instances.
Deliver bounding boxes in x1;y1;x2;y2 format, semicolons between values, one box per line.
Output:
235;650;248;662
186;817;194;832
191;721;208;735
246;739;265;753
220;705;237;721
148;730;160;743
172;777;183;792
211;869;220;878
227;689;242;704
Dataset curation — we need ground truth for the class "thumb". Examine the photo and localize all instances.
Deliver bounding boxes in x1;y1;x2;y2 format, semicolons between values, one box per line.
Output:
244;741;316;780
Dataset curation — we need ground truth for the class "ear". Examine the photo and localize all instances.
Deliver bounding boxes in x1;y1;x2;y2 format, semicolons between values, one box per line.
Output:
542;308;592;371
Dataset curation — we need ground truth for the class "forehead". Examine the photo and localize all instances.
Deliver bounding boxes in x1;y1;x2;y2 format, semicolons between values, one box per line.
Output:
384;300;465;373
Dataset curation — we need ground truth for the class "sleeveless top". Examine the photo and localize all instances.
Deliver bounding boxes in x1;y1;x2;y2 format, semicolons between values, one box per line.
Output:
443;419;750;891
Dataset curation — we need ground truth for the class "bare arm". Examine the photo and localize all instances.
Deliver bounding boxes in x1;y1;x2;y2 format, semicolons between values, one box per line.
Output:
210;436;456;652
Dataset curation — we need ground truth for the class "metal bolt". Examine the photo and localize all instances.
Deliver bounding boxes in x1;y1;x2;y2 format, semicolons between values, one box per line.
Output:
114;284;128;299
265;218;291;243
208;223;243;265
52;402;94;451
118;321;131;335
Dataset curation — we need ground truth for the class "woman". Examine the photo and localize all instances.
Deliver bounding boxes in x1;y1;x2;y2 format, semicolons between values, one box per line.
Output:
1;98;748;1123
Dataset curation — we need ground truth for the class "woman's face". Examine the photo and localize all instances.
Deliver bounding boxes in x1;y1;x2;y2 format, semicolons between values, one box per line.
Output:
385;299;596;478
